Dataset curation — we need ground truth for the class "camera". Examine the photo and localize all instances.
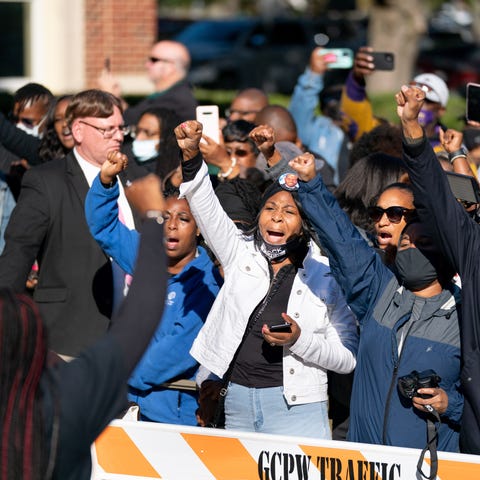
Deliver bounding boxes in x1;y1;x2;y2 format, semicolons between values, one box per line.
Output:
398;369;441;400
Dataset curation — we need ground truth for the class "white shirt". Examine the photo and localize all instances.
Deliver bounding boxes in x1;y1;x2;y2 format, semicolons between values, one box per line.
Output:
74;148;134;306
74;148;135;229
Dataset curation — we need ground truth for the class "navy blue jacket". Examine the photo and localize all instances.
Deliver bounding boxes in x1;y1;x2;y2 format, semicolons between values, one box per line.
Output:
298;174;462;451
403;134;480;454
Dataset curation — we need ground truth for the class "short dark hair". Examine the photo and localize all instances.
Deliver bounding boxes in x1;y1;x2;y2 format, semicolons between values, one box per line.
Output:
65;89;123;128
13;82;54;114
370;182;414;208
349;124;403;166
222;120;258;155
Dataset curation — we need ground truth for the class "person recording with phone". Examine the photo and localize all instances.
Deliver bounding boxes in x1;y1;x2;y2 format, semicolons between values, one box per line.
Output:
341;46;450;153
175;120;358;439
397;83;480;454
289;150;462;452
288;47;348;185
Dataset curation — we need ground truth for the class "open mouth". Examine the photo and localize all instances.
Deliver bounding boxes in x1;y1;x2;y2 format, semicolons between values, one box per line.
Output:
165;237;179;250
376;231;393;247
265;230;285;243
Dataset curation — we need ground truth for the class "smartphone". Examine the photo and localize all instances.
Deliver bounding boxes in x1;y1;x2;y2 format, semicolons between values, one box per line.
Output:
320;48;353;69
268;322;292;333
104;57;111;73
196;105;220;144
446;171;480;204
370;51;395;71
466;83;480;123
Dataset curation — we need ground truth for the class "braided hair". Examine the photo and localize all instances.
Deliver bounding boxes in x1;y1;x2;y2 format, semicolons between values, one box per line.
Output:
0;289;50;480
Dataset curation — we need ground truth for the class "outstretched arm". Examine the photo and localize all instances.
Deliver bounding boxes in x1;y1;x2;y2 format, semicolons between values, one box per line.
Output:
288;47;328;148
55;175;167;453
176;121;245;270
85;151;139;274
397;84;480;276
291;152;392;321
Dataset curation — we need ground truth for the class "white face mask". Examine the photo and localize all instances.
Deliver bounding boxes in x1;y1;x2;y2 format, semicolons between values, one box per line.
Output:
16;121;43;138
132;139;159;162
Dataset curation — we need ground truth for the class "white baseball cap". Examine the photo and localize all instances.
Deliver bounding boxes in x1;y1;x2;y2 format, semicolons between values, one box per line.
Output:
412;73;449;107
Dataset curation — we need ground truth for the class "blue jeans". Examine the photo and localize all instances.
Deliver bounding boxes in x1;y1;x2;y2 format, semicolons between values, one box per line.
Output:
224;382;331;439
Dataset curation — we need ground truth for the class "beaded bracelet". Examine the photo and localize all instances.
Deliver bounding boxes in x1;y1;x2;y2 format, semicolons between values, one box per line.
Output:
217;157;237;179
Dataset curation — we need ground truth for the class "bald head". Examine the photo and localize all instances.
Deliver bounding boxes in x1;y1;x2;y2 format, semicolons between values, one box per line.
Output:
255;105;297;143
228;88;269;123
146;41;191;90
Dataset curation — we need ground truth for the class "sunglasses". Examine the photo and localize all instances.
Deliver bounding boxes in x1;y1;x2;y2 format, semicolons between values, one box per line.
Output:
367;206;415;224
226;148;251;158
225;108;260;118
148;56;174;64
10;115;37;127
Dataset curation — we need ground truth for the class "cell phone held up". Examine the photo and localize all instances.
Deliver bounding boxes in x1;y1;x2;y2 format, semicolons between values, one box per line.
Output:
268;322;292;333
196;105;220;144
320;48;353;69
370;51;395;71
466;83;480;123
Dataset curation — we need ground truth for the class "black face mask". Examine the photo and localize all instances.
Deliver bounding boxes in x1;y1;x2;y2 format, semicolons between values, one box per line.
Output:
395;248;438;291
257;233;307;264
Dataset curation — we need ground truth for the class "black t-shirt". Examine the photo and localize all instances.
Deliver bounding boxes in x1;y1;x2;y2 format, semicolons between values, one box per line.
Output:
231;264;296;388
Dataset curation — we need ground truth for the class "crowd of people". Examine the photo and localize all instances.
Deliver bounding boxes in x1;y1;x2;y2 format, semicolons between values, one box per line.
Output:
1;37;480;478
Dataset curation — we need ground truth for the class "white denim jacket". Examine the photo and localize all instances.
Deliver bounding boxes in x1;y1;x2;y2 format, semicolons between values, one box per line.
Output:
181;162;357;405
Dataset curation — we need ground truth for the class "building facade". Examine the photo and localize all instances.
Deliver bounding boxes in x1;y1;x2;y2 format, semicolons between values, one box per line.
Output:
0;0;156;95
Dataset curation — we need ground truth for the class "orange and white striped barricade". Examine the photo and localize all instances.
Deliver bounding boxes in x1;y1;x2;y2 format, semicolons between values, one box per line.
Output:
91;419;480;479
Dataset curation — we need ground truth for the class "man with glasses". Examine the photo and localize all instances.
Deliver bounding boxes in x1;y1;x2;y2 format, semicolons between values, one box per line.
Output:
0;89;134;359
99;40;197;125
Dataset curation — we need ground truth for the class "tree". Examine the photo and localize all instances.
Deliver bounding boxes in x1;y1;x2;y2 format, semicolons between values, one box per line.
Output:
367;0;428;92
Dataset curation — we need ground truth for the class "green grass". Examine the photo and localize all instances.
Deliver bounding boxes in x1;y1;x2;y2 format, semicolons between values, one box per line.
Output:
194;88;467;132
368;91;466;132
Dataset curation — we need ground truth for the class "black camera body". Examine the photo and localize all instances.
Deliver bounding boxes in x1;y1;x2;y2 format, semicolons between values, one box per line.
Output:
398;369;441;400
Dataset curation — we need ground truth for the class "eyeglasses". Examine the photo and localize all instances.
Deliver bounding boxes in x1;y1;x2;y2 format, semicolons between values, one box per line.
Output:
225;108;260;118
367;206;415;224
130;126;160;139
79;120;130;139
147;56;175;64
226;147;251;158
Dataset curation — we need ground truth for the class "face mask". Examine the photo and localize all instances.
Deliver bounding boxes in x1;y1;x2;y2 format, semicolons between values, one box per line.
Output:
395;247;438;291
16;121;42;138
417;108;436;128
132;139;159;162
258;234;306;264
260;240;288;262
